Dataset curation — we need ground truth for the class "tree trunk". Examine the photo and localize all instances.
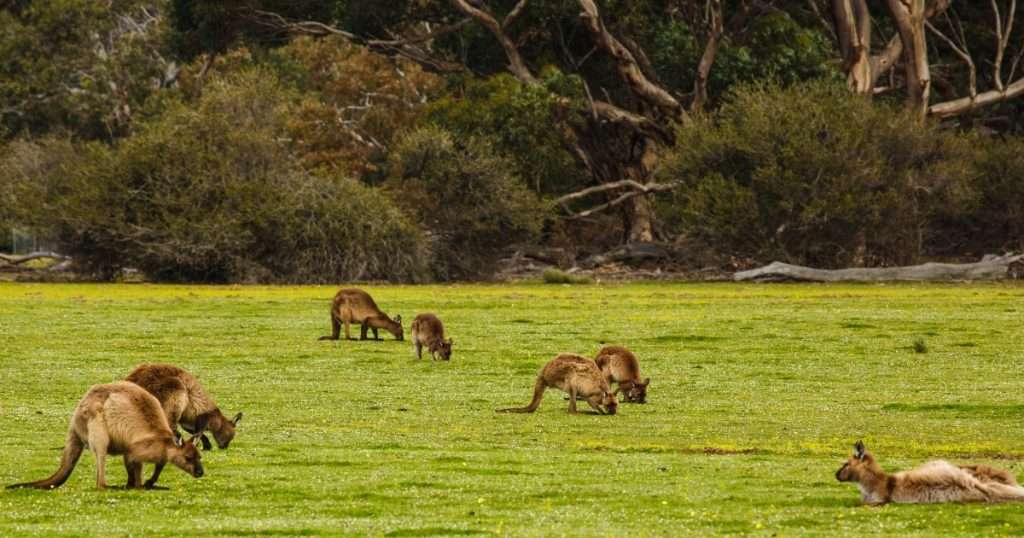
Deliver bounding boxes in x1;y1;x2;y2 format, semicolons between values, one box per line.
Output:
735;254;1024;282
833;0;874;94
624;195;655;243
885;0;931;118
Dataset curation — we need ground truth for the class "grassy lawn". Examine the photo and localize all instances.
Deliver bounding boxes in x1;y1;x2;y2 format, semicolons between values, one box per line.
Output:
1;281;1023;536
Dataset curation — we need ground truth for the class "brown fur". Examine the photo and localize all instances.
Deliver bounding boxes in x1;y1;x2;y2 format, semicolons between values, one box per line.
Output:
318;288;403;341
411;313;452;360
594;345;650;403
7;381;204;490
835;441;1024;504
498;354;618;415
126;363;242;451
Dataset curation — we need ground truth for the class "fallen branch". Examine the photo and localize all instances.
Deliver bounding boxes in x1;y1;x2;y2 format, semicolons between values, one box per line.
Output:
0;251;69;265
734;253;1024;282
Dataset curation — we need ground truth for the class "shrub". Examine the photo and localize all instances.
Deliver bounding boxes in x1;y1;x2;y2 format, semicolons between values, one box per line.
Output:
657;81;976;267
388;126;548;279
3;70;427;282
935;136;1024;255
421;73;587;195
542;268;593;285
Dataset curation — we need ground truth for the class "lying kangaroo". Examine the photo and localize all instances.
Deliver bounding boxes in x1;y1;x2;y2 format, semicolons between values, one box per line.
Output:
126;363;242;451
411;313;453;360
7;381;204;490
835;440;1024;504
594;345;650;403
318;288;403;341
498;354;617;415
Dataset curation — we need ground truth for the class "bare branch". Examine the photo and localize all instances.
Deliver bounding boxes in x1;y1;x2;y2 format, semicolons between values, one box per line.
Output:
926;20;975;98
693;0;724;111
930;77;1024;116
450;0;535;82
553;179;680;206
250;9;469;74
576;0;684;120
590;101;672;142
503;0;529;28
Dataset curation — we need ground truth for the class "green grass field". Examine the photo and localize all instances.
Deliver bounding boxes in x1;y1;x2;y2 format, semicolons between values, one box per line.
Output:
2;282;1023;536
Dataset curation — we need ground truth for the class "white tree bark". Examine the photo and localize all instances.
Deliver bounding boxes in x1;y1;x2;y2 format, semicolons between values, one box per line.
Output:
735;254;1024;282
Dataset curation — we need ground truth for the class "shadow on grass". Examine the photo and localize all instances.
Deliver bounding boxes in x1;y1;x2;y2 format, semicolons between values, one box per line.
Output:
882;403;1024;418
385;528;487;537
648;335;725;343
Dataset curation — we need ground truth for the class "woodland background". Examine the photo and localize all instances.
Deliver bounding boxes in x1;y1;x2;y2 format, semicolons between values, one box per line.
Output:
1;0;1022;283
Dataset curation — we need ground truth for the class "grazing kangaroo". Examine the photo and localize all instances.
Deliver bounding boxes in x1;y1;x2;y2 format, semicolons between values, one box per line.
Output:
411;313;453;360
498;354;618;415
126;363;242;451
7;381;204;490
318;288;403;341
594;345;650;403
835;440;1024;504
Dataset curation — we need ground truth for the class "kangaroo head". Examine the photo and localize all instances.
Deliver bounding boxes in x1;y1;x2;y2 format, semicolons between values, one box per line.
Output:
392;315;404;341
836;440;880;482
209;411;242;449
432;338;453;361
625;378;650;404
171;434;205;478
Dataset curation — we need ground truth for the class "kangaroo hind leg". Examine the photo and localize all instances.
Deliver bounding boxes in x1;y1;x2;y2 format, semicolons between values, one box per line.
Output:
87;421;110;489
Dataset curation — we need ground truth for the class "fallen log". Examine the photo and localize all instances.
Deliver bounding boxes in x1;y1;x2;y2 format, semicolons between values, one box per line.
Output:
0;251;69;265
579;242;673;269
734;253;1024;282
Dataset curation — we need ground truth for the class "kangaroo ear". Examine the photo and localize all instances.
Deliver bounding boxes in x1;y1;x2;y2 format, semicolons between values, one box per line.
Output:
641;377;650;387
447;338;453;345
394;314;402;324
190;434;203;448
174;435;184;448
854;440;866;460
232;412;243;426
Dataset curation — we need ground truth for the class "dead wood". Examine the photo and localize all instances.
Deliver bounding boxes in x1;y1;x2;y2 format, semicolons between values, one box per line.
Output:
734;254;1024;282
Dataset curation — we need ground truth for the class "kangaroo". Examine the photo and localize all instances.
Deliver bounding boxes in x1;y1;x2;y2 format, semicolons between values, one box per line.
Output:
498;354;618;415
411;313;453;360
318;288;403;341
835;440;1024;504
594;345;650;403
7;381;204;490
126;363;242;451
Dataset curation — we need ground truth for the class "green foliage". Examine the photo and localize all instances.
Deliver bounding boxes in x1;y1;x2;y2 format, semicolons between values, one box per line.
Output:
541;268;593;284
389;126;548;279
2;70;426;282
422;73;586;195
649;10;836;106
0;0;172;141
658;81;977;267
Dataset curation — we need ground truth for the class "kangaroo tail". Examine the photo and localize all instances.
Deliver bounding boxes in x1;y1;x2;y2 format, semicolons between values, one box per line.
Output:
497;376;546;413
7;429;83;490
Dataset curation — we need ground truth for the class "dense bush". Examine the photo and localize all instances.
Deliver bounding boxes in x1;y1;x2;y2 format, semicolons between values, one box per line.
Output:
657;82;976;267
2;71;427;282
388;126;548;279
421;73;587;196
945;137;1024;255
